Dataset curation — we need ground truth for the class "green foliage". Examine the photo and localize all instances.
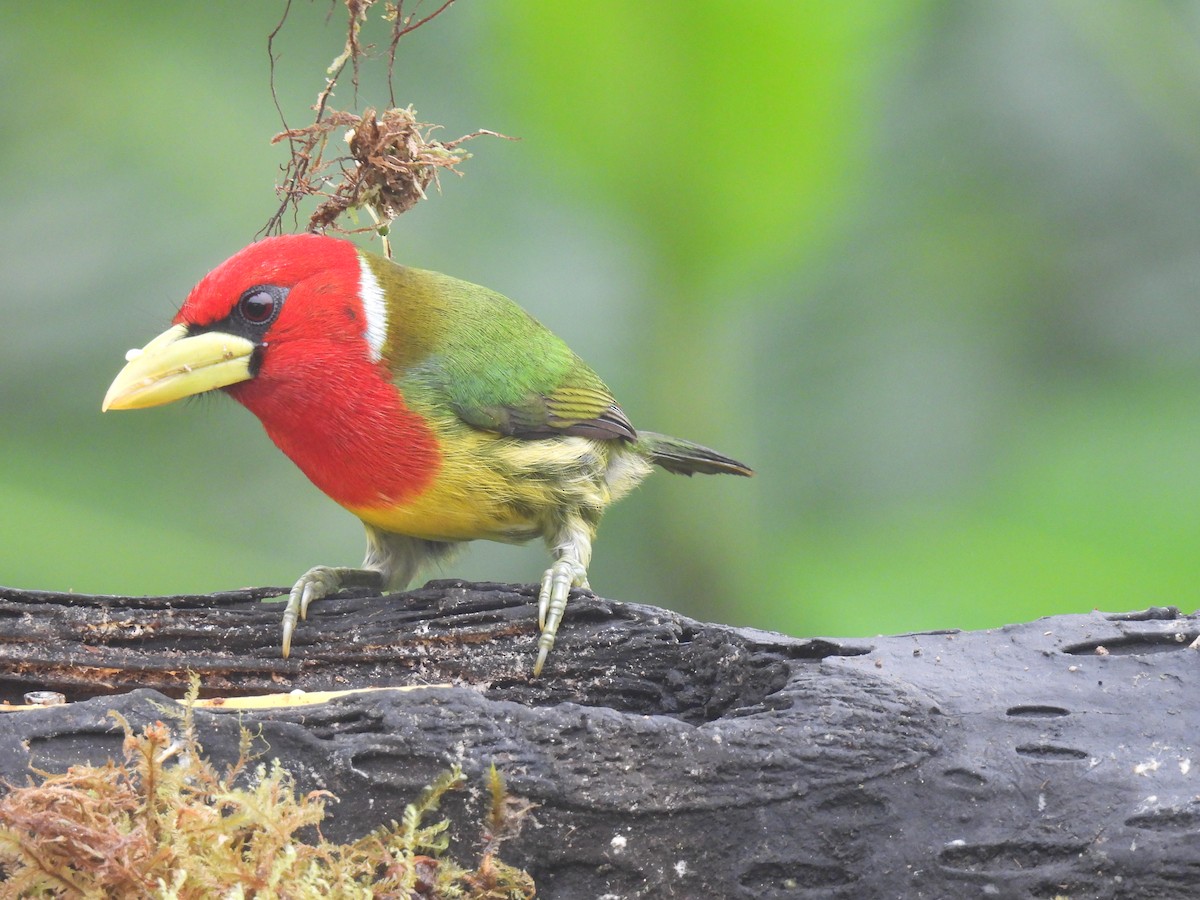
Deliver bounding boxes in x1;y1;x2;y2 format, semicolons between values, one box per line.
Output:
489;1;914;293
4;2;1200;644
0;680;534;898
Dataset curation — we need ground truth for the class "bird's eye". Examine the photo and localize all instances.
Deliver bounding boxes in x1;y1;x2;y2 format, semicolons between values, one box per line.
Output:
237;288;279;325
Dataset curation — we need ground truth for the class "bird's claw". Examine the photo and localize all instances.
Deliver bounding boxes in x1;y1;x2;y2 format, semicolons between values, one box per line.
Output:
281;566;344;658
535;558;589;676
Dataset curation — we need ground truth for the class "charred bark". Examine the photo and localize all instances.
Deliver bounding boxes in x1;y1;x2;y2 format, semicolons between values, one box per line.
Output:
0;582;1195;898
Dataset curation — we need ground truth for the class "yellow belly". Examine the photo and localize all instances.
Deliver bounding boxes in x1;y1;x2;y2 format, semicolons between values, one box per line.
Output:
348;474;536;542
345;429;621;544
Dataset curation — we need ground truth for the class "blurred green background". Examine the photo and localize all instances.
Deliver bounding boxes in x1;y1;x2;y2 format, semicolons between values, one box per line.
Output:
3;1;1199;639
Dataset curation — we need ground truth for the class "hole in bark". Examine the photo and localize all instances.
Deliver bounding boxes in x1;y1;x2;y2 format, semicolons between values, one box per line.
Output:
942;767;988;787
485;606;795;725
1015;744;1088;760
349;751;446;786
1062;633;1195;656
1106;607;1181;622
1125;804;1200;832
505;638;793;725
906;628;962;636
1006;705;1070;718
302;707;383;737
778;638;873;659
815;788;891;819
939;840;1089;872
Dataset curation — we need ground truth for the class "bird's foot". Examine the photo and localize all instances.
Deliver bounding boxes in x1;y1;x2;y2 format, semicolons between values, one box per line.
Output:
535;558;589;676
280;566;383;657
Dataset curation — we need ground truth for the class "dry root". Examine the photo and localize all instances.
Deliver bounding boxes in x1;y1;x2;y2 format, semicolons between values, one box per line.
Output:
264;0;511;246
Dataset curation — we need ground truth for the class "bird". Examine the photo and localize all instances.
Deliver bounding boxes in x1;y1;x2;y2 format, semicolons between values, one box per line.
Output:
102;234;753;675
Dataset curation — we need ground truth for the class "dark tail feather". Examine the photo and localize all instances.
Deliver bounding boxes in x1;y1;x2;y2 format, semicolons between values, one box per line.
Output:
635;431;754;477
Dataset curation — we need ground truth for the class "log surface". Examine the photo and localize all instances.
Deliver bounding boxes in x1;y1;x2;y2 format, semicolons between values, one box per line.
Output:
0;582;1196;899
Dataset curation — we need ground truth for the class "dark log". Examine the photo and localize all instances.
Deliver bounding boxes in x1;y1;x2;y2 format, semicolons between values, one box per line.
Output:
0;581;1197;898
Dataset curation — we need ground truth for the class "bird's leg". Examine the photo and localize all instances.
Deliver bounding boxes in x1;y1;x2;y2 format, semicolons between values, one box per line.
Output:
535;518;594;676
281;566;384;657
279;525;458;657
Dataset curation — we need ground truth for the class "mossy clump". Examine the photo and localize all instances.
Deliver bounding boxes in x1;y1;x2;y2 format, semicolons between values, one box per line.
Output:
0;679;534;898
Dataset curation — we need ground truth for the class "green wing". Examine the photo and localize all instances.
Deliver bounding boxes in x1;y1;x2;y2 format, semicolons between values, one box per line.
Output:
372;259;636;442
455;365;637;441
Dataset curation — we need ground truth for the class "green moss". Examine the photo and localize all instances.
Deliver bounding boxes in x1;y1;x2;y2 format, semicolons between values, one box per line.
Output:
0;678;534;898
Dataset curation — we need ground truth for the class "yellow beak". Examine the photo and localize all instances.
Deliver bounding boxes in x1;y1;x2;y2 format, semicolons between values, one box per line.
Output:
102;324;256;411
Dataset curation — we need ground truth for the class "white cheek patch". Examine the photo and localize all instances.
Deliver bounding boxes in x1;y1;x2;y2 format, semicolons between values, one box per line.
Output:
358;254;389;362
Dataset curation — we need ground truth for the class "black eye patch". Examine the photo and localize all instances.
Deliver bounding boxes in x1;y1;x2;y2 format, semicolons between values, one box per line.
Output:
187;285;289;343
184;285;289;378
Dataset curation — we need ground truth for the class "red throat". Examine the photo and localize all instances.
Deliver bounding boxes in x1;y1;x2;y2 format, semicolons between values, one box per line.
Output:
176;235;441;509
228;342;440;509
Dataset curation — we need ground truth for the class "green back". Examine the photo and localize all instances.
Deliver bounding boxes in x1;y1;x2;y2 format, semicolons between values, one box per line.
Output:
365;253;635;442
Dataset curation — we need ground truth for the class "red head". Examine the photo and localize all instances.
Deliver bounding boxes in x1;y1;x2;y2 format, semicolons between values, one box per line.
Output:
105;234;439;509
